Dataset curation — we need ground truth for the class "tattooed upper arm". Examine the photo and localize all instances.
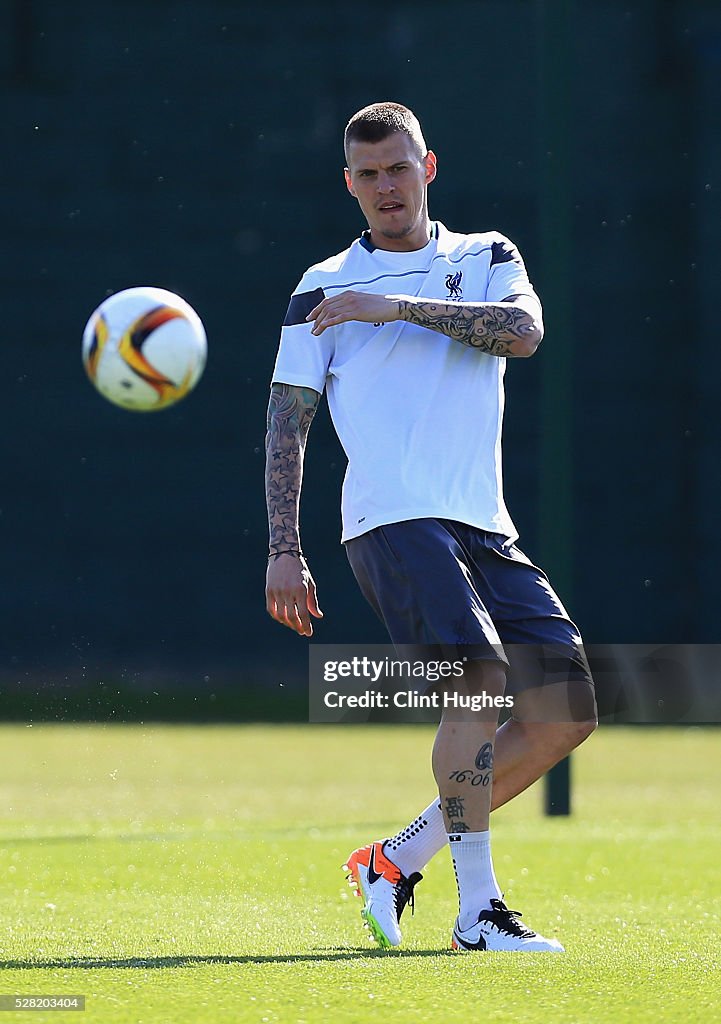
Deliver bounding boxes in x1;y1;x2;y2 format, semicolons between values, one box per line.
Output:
266;383;321;440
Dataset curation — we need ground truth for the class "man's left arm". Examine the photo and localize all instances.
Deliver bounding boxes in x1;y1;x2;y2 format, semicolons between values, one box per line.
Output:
398;293;542;357
306;291;543;358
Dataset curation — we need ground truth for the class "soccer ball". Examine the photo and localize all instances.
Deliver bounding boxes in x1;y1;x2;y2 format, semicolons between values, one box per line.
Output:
82;286;207;412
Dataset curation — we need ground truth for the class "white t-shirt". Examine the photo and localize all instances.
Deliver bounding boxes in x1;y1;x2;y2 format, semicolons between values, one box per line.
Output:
271;221;540;543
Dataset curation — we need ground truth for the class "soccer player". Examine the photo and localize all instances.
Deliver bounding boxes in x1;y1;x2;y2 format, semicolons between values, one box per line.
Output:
265;102;597;953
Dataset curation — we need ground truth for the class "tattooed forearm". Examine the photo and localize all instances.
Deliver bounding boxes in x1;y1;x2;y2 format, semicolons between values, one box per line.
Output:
397;293;543;357
265;383;321;556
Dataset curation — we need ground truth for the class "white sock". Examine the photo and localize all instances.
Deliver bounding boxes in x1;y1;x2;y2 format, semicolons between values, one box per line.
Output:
448;829;503;930
382;799;448;876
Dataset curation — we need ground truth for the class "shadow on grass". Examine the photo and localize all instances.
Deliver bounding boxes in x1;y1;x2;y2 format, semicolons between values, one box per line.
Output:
0;948;453;970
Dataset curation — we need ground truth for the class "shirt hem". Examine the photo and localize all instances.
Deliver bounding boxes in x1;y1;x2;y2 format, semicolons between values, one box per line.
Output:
341;510;518;545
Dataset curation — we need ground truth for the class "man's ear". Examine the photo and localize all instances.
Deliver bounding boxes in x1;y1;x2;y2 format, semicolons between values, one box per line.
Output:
424;150;438;185
344;167;356;197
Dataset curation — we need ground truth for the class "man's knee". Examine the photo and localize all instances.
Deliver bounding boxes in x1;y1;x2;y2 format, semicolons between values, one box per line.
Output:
547;716;597;753
565;716;597;748
510;679;597;732
512;716;596;754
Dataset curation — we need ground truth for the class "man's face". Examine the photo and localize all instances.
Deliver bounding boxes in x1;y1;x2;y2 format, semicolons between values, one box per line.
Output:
344;132;437;251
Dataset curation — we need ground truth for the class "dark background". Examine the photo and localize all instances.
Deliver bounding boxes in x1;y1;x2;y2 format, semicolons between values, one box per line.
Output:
2;0;720;712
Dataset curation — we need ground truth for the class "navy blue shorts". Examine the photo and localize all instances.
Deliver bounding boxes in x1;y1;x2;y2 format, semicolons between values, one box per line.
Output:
346;518;595;708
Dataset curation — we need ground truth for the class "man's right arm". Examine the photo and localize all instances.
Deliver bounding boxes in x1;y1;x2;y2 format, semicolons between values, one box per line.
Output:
265;382;323;636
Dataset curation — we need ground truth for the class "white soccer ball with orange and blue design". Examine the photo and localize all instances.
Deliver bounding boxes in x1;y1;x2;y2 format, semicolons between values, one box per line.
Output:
82;286;207;412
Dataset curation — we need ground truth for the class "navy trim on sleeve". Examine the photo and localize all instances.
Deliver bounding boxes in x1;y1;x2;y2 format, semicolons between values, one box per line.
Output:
283;287;326;326
490;239;523;267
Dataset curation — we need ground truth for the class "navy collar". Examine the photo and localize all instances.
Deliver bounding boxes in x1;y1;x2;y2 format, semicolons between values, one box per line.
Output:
360;221;439;253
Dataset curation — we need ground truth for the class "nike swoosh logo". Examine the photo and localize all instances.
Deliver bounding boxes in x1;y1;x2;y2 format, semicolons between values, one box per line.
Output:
367;846;382;885
454;930;487;951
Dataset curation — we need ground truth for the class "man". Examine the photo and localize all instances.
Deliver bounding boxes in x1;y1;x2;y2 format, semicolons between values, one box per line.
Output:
265;102;596;953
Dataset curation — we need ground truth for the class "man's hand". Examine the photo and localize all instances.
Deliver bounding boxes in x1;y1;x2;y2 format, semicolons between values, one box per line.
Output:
265;552;323;637
306;291;402;335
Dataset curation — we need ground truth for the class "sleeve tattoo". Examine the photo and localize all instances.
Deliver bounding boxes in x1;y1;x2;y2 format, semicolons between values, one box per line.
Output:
265;383;321;556
397;293;543;357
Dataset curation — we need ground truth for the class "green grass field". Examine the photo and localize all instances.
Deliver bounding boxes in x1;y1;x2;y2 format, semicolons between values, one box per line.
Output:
0;724;718;1024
